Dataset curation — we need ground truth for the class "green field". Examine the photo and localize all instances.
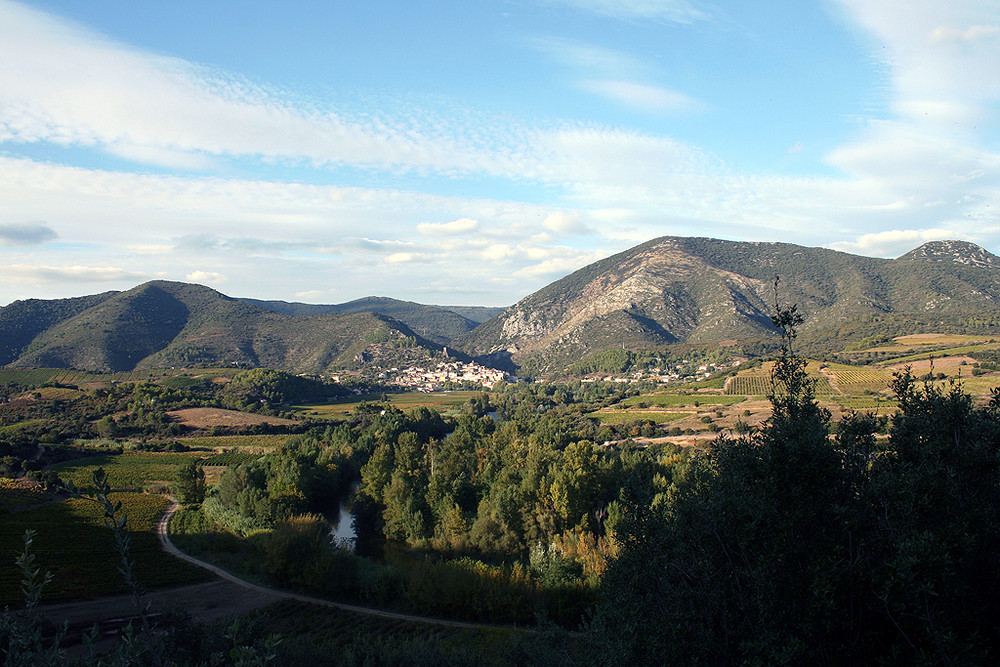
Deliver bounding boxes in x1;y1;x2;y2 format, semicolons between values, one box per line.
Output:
875;342;1000;365
0;492;209;605
177;434;292;451
51;451;206;491
294;390;484;419
623;394;746;408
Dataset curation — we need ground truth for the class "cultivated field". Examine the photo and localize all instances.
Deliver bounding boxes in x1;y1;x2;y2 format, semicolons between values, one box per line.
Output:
0;492;208;605
167;407;297;429
294;390;484;419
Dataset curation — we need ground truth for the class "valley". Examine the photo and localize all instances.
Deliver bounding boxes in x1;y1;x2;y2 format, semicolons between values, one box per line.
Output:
4;236;1000;663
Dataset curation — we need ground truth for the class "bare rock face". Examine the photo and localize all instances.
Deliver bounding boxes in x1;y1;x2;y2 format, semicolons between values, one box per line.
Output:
898;240;1000;269
458;236;1000;374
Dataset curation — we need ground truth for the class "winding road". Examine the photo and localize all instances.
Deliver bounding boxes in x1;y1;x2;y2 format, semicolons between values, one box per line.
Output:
154;499;516;630
37;499;534;639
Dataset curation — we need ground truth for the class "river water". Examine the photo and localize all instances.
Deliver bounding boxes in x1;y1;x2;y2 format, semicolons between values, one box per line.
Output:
330;503;356;544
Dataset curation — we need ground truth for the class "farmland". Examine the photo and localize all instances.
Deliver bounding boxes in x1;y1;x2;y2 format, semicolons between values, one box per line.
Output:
293;390;484;419
0;492;208;605
51;451;206;491
176;434;291;451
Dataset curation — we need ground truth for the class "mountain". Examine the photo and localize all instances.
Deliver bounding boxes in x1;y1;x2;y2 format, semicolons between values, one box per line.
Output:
458;237;1000;372
242;296;504;344
1;281;450;374
0;291;117;367
5;237;1000;377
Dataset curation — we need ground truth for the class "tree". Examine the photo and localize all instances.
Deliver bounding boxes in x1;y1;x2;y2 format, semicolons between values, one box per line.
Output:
174;460;205;505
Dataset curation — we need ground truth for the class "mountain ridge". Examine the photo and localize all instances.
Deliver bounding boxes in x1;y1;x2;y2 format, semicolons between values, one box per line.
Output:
459;237;1000;372
4;237;1000;376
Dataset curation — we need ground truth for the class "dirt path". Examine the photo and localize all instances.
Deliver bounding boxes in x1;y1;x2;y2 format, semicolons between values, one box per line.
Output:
154;500;521;630
35;500;531;642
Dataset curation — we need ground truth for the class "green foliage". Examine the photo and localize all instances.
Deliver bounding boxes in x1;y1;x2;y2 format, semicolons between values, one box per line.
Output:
174;460;206;505
222;368;339;408
591;296;1000;663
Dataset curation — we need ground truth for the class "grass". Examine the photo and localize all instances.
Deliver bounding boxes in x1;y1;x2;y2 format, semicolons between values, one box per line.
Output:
589;411;689;424
622;394;746;408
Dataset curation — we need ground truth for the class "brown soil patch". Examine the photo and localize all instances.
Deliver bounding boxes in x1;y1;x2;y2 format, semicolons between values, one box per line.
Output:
167;408;297;428
885;355;977;373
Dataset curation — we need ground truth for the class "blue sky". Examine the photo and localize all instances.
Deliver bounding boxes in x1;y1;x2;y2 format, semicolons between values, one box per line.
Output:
1;0;998;307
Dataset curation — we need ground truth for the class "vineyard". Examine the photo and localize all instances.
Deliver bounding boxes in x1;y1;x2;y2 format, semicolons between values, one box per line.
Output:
723;375;772;396
0;492;209;604
52;451;205;491
0;479;49;513
177;433;291;451
827;365;892;394
200;450;262;466
724;370;835;396
623;394;746;408
252;599;526;661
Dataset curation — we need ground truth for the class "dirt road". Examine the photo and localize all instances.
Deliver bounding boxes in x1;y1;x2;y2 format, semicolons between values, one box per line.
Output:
37;500;525;637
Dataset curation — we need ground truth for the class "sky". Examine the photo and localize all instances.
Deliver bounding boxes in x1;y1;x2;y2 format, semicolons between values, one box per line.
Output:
1;0;998;307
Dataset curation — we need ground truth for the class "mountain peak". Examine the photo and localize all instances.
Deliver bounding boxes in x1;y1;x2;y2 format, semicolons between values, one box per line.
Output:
897;240;1000;268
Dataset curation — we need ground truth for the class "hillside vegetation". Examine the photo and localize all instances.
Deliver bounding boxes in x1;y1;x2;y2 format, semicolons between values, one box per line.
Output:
460;237;1000;374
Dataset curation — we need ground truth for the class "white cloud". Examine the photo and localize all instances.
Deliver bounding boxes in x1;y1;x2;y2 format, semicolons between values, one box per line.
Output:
416;218;479;235
828;228;957;257
482;244;517;261
0;2;518;176
384;252;433;264
186;270;225;283
542;212;593;235
579;80;702;112
4;264;152;284
513;250;608;279
927;24;999;44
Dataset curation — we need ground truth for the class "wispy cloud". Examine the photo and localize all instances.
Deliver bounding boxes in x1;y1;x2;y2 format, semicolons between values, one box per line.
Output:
417;218;479;236
544;0;708;23
531;37;703;114
5;264;153;284
579;80;702;112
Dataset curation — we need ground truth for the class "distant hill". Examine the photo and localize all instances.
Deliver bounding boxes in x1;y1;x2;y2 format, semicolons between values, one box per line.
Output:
458;237;1000;373
242;296;504;344
6;238;1000;377
1;281;452;374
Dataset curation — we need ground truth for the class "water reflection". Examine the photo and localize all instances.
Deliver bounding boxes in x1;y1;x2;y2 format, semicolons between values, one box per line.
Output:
330;500;357;551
